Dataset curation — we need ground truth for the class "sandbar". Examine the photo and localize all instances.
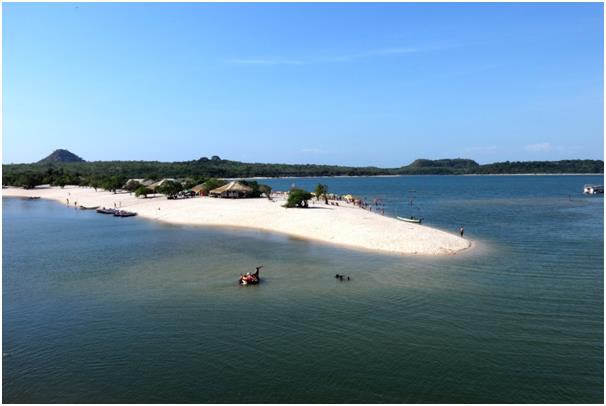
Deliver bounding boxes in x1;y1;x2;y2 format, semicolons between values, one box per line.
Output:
3;186;471;256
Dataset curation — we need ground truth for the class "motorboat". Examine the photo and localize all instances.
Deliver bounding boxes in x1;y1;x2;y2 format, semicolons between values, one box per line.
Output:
397;216;422;224
583;184;604;195
113;210;137;217
96;208;117;214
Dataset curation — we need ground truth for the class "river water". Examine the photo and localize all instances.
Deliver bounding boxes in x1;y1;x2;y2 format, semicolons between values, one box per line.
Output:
2;175;603;402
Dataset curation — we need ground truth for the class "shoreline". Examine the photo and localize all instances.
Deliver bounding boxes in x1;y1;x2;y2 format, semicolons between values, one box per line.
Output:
3;186;471;256
235;173;603;180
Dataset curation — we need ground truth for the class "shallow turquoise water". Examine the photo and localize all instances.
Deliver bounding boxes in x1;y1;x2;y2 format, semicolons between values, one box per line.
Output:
3;175;603;403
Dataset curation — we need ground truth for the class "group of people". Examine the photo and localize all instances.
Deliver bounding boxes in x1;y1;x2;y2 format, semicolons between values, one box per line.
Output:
335;274;351;281
239;266;262;285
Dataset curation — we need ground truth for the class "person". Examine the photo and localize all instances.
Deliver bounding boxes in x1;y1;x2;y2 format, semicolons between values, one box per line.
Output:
66;198;69;205
459;226;464;237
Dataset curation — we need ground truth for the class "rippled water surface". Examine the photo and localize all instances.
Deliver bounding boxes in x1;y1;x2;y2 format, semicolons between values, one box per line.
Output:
3;175;603;403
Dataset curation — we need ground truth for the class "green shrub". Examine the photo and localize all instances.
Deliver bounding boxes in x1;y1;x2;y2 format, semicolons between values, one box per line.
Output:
134;186;152;198
285;188;312;208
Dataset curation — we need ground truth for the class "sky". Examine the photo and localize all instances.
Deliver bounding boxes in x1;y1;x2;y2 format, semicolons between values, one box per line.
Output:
2;2;604;166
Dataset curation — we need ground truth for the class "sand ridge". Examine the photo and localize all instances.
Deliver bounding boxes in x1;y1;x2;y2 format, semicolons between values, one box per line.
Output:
3;186;471;256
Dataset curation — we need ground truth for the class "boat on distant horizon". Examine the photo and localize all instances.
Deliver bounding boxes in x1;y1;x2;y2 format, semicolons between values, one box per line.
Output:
583;184;603;195
397;216;422;224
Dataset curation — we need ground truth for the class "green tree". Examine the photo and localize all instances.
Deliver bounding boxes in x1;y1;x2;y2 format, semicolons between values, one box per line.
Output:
101;176;124;193
314;183;329;204
17;174;41;189
182;178;197;190
202;178;226;192
285;188;312;208
134;186;152;198
124;180;141;192
52;176;67;188
258;184;272;199
157;180;183;198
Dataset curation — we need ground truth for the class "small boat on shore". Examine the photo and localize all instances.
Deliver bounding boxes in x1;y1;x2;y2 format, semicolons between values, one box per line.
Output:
26;196;41;200
397;216;422;224
113;210;137;217
80;205;99;210
96;208;116;215
239;266;262;285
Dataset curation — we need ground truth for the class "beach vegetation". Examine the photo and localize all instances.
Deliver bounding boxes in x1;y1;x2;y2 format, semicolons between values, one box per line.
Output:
157;180;183;198
314;183;329;204
202;178;227;192
101;176;125;193
285;188;313;208
258;184;272;199
237;180;272;198
135;186;152;198
124;180;141;192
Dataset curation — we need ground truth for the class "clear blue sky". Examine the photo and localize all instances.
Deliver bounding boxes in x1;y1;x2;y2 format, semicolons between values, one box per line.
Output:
3;2;604;166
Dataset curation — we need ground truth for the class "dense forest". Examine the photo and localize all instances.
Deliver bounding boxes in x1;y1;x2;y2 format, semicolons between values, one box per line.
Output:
2;150;603;189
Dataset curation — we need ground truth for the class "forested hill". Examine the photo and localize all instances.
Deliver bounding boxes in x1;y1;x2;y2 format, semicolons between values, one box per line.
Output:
2;153;603;188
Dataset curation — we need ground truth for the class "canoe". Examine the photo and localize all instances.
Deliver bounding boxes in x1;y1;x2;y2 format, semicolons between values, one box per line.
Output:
80;205;99;210
397;216;422;224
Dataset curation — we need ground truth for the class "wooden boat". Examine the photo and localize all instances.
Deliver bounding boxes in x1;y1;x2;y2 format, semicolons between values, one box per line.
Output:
80;205;99;210
27;196;41;200
397;216;422;224
113;210;137;217
239;266;262;285
96;208;116;215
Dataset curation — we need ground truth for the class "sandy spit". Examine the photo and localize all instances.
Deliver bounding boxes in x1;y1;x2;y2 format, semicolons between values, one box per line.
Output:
3;186;471;256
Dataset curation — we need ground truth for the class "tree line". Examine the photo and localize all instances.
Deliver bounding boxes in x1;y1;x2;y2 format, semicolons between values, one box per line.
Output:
2;157;603;189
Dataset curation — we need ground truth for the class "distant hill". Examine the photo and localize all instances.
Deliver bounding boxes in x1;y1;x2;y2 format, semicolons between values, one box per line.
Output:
401;158;480;174
38;149;85;164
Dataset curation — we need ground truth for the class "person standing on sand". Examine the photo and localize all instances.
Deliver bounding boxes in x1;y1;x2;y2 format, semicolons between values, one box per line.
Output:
66;198;69;206
459;226;464;237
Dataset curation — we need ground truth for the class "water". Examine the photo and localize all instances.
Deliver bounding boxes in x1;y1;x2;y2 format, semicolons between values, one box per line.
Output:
3;175;603;403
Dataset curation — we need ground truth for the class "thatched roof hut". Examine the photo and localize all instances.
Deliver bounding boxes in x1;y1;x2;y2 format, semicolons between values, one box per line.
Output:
191;184;206;193
209;181;253;198
147;178;176;191
124;178;155;188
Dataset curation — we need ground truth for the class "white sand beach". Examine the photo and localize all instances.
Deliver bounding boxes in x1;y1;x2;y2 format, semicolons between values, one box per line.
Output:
3;186;471;255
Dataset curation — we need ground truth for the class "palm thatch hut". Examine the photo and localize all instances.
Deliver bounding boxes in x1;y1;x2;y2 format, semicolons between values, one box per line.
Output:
147;178;176;191
191;183;207;196
209;181;253;198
